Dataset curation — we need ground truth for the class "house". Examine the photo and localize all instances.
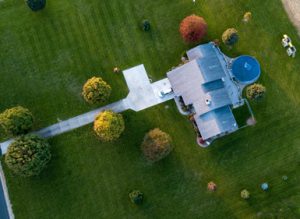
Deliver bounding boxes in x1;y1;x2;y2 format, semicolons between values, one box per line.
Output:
167;42;260;147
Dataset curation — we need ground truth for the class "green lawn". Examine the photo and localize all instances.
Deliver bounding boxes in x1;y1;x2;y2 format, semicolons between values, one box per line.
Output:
1;0;300;218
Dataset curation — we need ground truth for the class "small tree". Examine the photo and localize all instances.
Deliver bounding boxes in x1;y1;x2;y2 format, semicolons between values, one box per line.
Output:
141;128;173;163
5;135;51;177
93;110;125;141
26;0;46;11
142;20;151;31
246;83;266;100
82;77;111;104
222;28;239;46
179;15;207;43
129;190;144;205
0;106;34;136
241;189;250;199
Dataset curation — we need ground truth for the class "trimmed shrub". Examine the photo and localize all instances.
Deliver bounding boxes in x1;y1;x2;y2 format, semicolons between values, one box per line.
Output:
246;83;266;100
243;12;252;22
26;0;46;11
82;77;111;104
93;110;125;141
179;15;207;43
141;128;173;163
142;20;151;31
5;135;51;177
241;189;250;199
207;181;217;191
129;190;143;205
222;28;239;46
0;106;34;136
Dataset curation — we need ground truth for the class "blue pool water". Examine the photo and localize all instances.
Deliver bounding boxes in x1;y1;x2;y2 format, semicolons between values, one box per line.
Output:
232;55;261;84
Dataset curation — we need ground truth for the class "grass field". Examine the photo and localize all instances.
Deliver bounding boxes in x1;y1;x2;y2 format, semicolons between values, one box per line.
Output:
1;0;300;218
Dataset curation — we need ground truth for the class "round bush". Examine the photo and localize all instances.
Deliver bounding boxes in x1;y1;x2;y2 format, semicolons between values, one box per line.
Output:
26;0;46;11
129;190;143;205
0;106;34;136
246;83;266;100
93;110;125;141
240;189;250;199
82;77;111;104
141;128;173;163
222;28;239;46
142;20;151;31
179;15;207;43
5;135;51;177
243;12;252;22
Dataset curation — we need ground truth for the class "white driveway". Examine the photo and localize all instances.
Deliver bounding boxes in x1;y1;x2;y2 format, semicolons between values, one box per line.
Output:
123;64;174;111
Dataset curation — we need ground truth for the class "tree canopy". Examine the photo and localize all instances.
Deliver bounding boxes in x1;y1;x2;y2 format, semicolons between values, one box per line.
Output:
222;28;239;46
0;106;34;137
141;128;173;163
26;0;46;11
5;135;51;177
82;77;111;104
93;110;125;141
129;190;144;205
246;83;266;100
179;15;207;43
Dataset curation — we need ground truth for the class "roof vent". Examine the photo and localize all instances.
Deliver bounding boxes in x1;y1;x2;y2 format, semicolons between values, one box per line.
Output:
205;99;211;105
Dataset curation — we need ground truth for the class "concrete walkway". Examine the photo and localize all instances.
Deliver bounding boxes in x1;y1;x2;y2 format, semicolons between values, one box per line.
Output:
34;99;128;138
0;64;174;154
0;99;129;154
282;0;300;36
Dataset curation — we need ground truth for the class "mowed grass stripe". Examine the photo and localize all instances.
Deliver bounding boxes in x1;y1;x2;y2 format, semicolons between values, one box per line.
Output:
100;1;130;67
87;4;129;98
121;1;150;68
31;25;53;71
62;14;90;74
36;20;58;67
80;12;102;71
68;12;93;74
107;0;137;67
65;13;92;77
77;13;100;71
89;6;117;71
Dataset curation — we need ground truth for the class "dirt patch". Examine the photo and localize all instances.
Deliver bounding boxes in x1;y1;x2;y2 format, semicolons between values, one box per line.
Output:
281;0;300;36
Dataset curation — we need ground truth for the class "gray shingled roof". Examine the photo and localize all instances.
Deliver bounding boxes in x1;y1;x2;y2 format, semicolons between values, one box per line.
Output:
197;57;225;83
195;106;238;140
167;42;238;140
